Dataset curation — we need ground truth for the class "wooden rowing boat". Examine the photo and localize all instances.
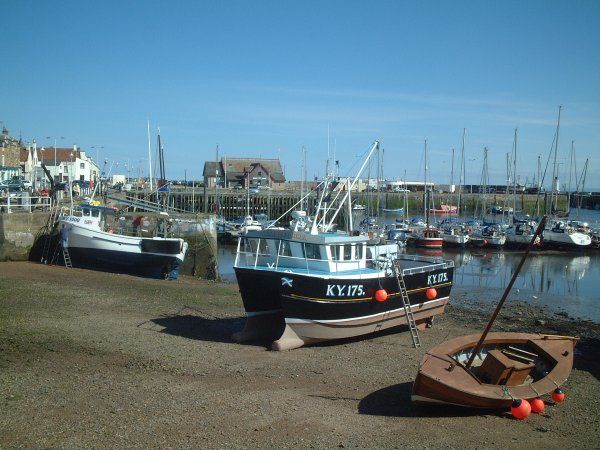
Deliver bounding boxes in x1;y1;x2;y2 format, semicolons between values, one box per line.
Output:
411;332;577;408
412;216;577;409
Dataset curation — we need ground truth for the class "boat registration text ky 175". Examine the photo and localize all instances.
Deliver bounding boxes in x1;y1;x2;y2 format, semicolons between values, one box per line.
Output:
326;284;365;297
427;272;448;285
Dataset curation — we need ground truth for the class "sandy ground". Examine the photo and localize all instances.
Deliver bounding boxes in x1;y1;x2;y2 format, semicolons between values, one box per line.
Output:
1;261;598;449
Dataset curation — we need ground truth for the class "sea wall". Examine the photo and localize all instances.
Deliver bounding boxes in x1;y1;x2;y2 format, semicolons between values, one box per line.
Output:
170;214;218;280
0;212;48;261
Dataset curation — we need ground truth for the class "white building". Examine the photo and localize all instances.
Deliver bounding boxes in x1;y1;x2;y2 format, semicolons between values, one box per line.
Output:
34;145;100;185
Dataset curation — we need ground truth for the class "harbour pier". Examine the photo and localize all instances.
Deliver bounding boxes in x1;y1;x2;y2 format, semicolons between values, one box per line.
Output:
119;188;570;221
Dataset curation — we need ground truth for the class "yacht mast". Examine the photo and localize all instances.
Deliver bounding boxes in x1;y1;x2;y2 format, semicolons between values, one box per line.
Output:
424;140;430;228
147;120;153;191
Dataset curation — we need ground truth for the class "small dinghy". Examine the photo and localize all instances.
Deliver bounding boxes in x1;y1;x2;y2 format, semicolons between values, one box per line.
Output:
412;332;577;408
412;215;576;410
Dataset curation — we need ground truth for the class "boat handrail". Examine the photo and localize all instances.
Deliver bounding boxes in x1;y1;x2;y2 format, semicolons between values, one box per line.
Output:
235;244;454;276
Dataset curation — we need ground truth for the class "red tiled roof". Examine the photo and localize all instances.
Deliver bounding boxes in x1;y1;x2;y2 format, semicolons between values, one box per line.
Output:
38;148;81;165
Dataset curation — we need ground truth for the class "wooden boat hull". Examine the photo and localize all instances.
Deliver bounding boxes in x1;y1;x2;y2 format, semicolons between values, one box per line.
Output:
412;332;576;409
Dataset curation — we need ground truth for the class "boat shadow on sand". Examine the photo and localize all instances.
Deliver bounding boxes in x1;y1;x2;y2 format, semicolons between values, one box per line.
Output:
359;382;501;418
139;306;247;344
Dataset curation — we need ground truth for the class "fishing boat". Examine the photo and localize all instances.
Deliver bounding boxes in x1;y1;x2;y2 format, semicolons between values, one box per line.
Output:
59;204;188;279
412;216;577;410
231;142;455;350
412;332;577;408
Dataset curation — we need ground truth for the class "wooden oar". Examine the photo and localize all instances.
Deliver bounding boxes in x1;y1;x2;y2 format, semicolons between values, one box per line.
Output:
465;215;547;369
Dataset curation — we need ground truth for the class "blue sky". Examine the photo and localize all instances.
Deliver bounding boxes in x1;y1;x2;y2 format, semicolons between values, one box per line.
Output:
2;0;599;188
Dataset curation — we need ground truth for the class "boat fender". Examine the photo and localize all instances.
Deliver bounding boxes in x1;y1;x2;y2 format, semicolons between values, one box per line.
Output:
511;399;531;419
425;288;437;300
374;289;388;302
552;388;565;403
530;398;545;413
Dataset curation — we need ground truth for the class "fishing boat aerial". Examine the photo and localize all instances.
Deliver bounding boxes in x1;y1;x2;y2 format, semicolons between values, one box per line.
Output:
232;141;455;350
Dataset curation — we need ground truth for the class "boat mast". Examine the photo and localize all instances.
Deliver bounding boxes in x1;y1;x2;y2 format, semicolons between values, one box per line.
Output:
450;147;454;213
513;128;518;220
324;141;379;232
147;120;153;191
214;144;219;216
424;140;430;228
457;129;465;218
300;146;306;210
550;105;562;214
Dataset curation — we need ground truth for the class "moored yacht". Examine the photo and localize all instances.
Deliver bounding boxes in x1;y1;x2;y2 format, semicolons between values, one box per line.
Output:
505;220;540;249
441;225;470;247
543;220;591;249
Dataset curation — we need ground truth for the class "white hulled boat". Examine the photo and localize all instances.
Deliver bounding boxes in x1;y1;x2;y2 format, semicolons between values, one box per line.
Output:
543;220;591;249
59;204;188;279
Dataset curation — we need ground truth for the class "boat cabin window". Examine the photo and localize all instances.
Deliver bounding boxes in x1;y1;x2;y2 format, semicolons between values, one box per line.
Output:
355;243;365;260
82;208;90;216
279;240;292;257
241;237;259;253
92;209;100;218
304;243;322;260
328;244;362;261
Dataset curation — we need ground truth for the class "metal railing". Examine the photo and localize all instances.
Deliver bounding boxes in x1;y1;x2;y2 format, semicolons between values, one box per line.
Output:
235;241;453;277
0;195;53;213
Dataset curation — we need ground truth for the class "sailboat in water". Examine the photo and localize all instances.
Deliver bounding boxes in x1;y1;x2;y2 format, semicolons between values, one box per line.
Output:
412;140;443;248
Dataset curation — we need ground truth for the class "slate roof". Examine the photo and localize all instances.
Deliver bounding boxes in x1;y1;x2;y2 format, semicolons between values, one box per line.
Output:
203;157;285;183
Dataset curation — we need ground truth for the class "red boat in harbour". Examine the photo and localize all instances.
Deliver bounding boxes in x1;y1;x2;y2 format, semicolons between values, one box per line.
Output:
412;228;443;248
429;204;458;215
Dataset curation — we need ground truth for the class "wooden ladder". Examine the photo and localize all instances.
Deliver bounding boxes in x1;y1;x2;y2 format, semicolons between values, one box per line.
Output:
392;259;421;348
62;245;73;268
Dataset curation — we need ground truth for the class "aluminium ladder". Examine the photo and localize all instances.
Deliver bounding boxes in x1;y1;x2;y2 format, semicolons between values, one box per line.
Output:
62;245;73;268
392;259;421;348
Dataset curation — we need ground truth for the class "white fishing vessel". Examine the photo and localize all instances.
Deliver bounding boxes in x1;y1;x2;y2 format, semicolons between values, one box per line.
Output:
59;204;188;279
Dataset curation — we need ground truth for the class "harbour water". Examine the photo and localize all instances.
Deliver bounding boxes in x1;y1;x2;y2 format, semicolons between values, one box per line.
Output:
217;208;600;322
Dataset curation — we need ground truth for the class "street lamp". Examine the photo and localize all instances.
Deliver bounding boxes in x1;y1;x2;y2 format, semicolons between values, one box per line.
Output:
91;145;104;166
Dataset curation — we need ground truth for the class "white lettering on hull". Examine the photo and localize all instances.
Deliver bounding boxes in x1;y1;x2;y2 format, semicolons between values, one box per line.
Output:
326;284;365;297
427;272;448;285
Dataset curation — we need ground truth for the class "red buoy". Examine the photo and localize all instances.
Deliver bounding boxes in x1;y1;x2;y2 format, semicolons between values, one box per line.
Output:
425;288;437;300
530;397;545;413
374;289;388;302
511;399;531;420
552;388;566;403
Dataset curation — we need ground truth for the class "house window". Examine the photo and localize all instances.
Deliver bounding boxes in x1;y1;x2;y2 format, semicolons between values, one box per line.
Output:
80;163;85;169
